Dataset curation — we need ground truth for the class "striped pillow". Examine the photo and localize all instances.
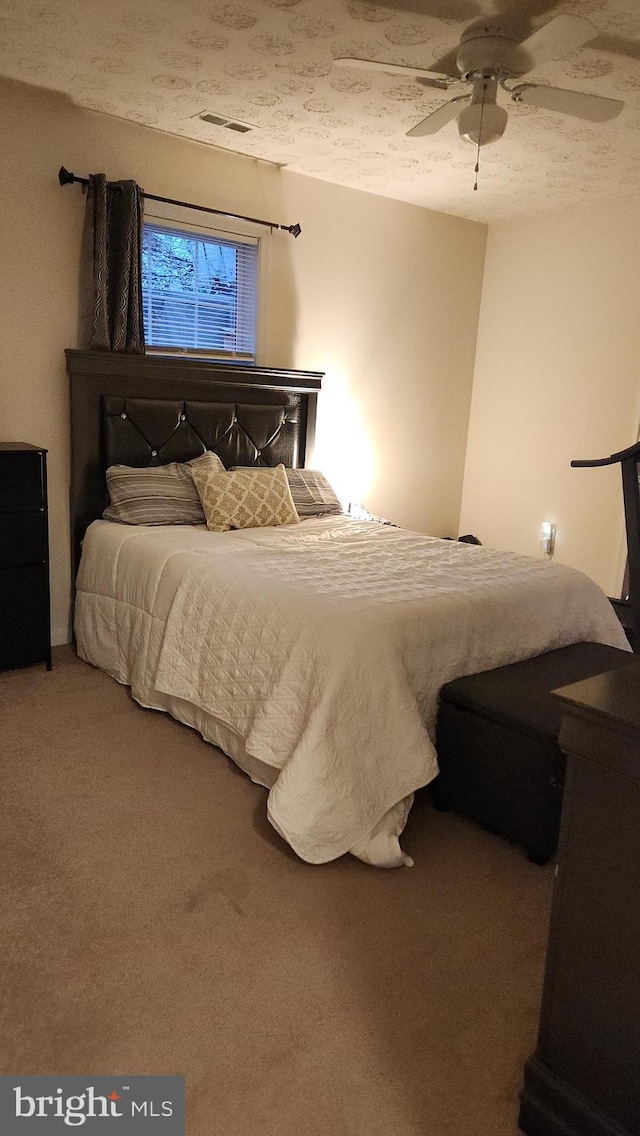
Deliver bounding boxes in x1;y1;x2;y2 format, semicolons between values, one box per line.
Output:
103;451;225;525
285;469;343;517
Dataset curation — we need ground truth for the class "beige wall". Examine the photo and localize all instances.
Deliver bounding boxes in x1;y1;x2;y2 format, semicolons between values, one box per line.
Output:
0;78;487;645
460;202;640;595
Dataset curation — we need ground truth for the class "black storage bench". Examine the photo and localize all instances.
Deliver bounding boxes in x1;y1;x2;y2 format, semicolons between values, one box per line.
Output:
433;642;632;864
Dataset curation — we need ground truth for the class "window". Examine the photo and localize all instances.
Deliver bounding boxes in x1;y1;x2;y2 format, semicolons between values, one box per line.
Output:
142;221;258;361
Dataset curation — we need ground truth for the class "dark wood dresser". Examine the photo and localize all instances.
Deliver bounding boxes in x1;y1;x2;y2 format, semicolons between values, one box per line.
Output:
519;659;640;1136
0;442;52;671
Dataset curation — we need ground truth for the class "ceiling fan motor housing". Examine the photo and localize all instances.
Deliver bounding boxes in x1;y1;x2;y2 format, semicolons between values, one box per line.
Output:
456;22;521;79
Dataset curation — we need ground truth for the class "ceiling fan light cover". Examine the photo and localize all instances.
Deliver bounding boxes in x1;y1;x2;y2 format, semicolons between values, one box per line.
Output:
457;102;508;147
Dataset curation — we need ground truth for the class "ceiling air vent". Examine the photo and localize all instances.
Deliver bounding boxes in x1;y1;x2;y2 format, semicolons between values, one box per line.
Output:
199;112;253;133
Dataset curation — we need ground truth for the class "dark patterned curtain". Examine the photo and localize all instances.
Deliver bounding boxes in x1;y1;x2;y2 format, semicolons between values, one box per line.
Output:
89;173;145;354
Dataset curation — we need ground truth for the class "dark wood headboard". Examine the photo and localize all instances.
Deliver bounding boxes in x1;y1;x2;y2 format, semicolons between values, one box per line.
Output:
67;350;323;573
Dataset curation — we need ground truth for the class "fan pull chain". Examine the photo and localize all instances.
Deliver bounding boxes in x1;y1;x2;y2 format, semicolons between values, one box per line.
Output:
473;80;488;191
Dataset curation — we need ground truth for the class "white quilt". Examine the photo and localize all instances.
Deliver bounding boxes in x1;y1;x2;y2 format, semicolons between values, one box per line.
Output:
75;517;630;867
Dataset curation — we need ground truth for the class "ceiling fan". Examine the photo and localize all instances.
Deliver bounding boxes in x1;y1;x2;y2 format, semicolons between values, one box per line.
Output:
334;14;624;149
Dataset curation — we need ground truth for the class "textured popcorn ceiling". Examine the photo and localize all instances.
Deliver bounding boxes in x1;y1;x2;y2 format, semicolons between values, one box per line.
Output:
2;0;640;222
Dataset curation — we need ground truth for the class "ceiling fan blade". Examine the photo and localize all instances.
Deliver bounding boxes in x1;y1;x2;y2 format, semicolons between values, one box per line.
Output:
587;32;640;64
425;48;460;80
406;95;471;138
500;15;598;75
493;0;562;21
375;0;481;15
417;76;464;92
333;57;458;87
511;83;624;122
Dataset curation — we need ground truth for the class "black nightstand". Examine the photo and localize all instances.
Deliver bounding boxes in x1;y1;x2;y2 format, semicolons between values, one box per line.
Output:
0;443;52;671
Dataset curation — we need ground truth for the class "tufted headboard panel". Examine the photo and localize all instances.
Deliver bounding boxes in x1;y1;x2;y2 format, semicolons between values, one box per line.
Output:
67;350;322;573
103;396;302;470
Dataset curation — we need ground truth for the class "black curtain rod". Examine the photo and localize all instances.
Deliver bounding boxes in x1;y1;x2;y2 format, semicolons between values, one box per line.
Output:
58;166;301;238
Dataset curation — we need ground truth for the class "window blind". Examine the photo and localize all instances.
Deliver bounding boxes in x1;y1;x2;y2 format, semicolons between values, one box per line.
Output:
142;222;258;360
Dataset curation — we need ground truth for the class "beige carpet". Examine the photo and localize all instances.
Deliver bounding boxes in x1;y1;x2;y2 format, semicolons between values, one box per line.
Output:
0;647;553;1136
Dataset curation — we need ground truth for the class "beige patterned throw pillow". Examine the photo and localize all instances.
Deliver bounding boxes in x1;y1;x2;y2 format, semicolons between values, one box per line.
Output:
192;463;300;532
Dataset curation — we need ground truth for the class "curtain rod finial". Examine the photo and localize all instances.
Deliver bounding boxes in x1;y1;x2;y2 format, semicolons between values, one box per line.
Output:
58;166;75;186
287;222;302;238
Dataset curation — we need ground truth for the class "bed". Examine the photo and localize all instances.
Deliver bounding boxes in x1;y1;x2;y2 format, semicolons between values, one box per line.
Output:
68;350;631;868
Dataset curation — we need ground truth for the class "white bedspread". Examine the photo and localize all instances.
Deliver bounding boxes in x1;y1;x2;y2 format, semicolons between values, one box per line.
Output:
75;517;630;867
